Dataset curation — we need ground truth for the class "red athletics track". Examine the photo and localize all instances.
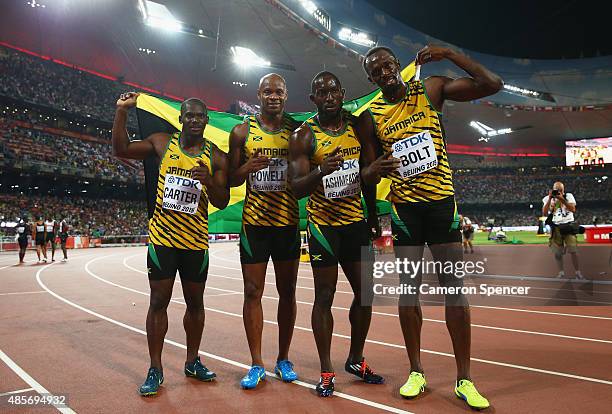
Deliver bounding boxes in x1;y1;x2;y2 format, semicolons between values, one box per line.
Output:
1;245;611;413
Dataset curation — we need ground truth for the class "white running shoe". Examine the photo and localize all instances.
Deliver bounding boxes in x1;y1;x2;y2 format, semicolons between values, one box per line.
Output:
556;271;565;278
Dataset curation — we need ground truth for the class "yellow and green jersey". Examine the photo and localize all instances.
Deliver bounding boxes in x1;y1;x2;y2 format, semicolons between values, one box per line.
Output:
242;114;299;226
149;132;211;250
305;113;364;226
368;80;454;203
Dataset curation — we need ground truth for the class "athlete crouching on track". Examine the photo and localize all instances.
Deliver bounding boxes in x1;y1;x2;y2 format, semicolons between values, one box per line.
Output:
112;92;230;396
289;71;384;397
228;73;301;389
359;45;502;410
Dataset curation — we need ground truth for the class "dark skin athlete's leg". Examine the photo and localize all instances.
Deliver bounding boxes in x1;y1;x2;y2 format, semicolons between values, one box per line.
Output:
340;260;372;363
272;258;298;362
242;262;268;366
181;279;206;364
311;265;338;372
429;242;471;381
146;278;175;371
397;245;426;374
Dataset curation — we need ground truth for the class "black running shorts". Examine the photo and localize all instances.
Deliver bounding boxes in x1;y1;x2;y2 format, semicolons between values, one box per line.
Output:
391;196;461;246
239;224;300;265
147;244;209;283
307;220;372;268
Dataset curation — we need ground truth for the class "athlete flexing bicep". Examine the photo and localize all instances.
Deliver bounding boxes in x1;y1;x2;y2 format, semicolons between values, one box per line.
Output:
112;92;171;160
415;45;503;111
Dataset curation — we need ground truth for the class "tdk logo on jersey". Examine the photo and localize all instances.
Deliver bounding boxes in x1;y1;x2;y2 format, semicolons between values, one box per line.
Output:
269;158;286;167
173;176;201;189
170;154;180;160
394;133;429;151
341;159;358;170
253;136;263;142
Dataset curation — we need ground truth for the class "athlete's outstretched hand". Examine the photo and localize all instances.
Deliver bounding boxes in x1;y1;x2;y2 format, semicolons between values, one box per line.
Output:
415;45;450;65
320;147;344;176
191;160;212;187
370;149;399;178
244;149;270;173
116;92;140;109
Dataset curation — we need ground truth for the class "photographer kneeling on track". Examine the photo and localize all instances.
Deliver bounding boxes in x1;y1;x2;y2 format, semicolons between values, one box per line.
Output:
542;181;585;280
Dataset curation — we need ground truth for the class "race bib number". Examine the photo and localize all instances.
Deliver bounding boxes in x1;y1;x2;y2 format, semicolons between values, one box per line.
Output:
250;157;287;192
162;174;202;215
17;227;25;234
323;158;361;199
392;132;437;178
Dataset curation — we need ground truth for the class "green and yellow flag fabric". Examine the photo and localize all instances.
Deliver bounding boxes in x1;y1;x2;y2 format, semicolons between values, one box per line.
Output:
136;63;416;233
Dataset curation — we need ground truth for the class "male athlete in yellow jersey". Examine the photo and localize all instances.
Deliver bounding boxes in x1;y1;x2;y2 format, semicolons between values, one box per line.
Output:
289;72;383;397
228;73;300;389
112;92;229;396
359;45;502;409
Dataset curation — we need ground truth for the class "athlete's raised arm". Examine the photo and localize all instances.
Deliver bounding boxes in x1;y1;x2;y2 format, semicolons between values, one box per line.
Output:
112;92;170;160
416;45;503;112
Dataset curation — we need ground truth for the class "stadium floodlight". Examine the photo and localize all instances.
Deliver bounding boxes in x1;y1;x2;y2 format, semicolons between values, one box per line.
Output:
503;83;556;102
27;1;46;8
504;84;538;97
138;0;182;32
231;46;270;69
300;0;317;14
470;121;513;142
299;0;331;31
338;27;377;47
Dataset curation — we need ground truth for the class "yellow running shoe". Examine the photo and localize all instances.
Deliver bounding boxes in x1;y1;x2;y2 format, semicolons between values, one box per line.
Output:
455;379;490;410
399;371;426;398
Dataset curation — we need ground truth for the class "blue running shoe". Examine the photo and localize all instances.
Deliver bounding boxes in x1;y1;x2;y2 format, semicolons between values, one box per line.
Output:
240;365;266;389
274;360;298;382
185;356;216;381
139;367;164;396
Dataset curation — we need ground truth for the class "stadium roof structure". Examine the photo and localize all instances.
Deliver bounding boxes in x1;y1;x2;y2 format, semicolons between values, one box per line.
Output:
1;0;610;153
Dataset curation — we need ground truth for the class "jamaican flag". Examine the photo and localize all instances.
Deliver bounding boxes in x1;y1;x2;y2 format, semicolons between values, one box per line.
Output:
136;63;416;234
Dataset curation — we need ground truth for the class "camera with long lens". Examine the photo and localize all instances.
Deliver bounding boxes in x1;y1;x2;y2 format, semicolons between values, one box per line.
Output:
551;189;560;197
557;222;585;235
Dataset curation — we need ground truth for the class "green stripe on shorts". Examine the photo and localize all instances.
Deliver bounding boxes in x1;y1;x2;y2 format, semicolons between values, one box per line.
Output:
308;222;334;256
240;224;253;257
148;243;161;270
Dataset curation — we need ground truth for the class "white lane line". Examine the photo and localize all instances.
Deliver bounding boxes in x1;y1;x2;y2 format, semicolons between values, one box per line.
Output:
122;254;355;295
37;261;413;414
204;292;242;298
0;348;77;413
0;291;46;296
108;256;612;385
129;261;612;344
124;254;612;341
0;387;35;396
204;252;612;311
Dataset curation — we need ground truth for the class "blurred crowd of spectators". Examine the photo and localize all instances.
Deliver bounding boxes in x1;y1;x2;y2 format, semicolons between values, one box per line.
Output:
0;194;147;236
0;47;136;126
453;169;612;204
0;119;143;183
